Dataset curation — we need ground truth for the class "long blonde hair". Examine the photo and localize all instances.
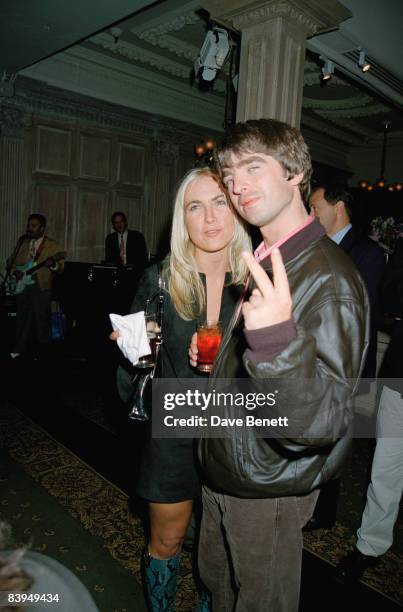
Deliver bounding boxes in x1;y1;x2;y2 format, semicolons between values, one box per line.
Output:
166;167;251;320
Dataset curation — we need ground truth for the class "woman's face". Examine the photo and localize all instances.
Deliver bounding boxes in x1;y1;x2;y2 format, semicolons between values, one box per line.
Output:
184;175;236;255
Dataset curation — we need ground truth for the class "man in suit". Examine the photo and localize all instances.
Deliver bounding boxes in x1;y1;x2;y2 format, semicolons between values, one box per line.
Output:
9;213;65;358
337;236;403;583
105;211;148;269
306;183;386;530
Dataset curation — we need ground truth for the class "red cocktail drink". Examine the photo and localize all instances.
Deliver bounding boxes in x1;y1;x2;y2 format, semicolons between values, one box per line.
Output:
197;321;222;373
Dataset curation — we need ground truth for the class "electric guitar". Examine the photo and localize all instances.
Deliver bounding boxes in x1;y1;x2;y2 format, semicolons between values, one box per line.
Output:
14;251;66;295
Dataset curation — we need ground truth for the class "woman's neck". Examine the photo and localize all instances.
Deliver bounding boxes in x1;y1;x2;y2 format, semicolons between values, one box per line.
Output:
194;248;229;277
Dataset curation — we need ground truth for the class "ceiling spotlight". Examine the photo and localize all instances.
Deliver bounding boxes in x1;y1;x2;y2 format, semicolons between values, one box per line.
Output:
110;27;122;44
321;59;334;81
359;49;371;72
194;26;230;82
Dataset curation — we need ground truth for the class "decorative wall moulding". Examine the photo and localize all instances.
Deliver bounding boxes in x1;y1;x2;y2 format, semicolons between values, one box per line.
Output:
8;75;218;150
204;0;347;35
137;31;198;61
155;140;180;164
90;33;192;80
89;33;227;93
302;94;374;111
231;2;320;34
21;47;225;131
34;125;72;176
301;114;360;146
135;10;200;38
314;114;376;141
0;105;32;138
316;103;388;119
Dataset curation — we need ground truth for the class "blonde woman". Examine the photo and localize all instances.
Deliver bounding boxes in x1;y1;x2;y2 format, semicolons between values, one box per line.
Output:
113;167;251;611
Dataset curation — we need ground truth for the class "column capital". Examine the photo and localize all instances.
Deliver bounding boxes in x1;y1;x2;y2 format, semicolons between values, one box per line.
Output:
201;0;351;36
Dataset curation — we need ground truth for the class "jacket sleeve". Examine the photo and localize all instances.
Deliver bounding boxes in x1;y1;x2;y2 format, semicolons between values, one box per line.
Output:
48;240;66;274
243;296;368;448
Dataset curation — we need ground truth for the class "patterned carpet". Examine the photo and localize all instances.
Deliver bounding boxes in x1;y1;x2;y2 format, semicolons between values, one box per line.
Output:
0;405;197;611
302;437;402;606
0;402;401;609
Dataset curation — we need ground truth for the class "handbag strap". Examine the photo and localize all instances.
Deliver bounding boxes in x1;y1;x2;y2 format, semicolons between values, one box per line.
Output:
150;263;165;379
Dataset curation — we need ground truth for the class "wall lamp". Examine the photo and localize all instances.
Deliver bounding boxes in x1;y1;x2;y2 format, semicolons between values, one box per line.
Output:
358;49;371;73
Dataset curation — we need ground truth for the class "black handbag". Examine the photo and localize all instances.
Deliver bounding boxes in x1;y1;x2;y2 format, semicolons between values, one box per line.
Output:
126;271;165;423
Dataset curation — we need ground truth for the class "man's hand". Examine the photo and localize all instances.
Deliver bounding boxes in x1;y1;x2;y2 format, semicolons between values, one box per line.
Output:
242;249;292;330
13;269;23;280
44;257;56;269
188;332;198;367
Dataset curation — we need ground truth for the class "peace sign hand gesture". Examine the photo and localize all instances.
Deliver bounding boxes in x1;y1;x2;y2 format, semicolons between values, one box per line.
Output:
242;249;292;330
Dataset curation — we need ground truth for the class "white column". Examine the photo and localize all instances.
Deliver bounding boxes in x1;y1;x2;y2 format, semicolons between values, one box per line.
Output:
202;0;351;127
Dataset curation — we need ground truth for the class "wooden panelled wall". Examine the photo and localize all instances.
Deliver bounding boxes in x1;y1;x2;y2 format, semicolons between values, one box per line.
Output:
0;87;209;276
23;120;193;263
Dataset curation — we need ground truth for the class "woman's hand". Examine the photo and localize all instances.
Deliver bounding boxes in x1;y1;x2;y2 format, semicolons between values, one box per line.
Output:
188;332;198;367
110;331;121;341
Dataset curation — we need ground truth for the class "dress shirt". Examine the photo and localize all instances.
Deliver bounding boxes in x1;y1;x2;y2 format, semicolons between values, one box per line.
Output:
330;224;352;245
29;236;45;259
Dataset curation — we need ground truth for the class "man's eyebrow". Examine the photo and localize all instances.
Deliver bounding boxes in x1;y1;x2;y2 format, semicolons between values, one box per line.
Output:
221;155;266;175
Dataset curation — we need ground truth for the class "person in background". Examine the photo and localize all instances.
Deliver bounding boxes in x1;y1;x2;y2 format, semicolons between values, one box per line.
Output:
310;183;385;378
307;184;386;531
111;167;251;611
8;213;65;359
336;236;403;584
105;211;148;270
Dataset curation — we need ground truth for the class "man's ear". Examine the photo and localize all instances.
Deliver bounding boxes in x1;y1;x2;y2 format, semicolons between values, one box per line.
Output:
288;171;304;187
335;200;345;215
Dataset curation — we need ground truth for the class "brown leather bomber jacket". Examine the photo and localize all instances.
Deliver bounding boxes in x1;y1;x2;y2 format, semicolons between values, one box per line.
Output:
199;219;370;499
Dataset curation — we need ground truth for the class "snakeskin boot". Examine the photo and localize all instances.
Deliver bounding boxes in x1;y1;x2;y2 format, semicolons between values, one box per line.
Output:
143;549;180;611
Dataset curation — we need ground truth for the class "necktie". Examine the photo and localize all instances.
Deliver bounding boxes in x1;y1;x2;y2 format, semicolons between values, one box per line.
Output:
119;234;125;264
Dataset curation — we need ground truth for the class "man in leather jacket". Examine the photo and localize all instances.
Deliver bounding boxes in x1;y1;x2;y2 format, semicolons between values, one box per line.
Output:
191;119;370;611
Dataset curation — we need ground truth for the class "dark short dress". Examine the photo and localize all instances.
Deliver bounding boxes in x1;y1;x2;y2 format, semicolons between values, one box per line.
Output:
117;262;242;503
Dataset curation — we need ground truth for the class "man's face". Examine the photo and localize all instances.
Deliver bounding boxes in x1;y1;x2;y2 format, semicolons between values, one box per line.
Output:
221;152;298;233
26;218;44;239
113;215;127;234
309;188;338;235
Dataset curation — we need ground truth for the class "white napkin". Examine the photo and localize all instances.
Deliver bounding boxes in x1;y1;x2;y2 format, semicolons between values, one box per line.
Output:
109;311;150;365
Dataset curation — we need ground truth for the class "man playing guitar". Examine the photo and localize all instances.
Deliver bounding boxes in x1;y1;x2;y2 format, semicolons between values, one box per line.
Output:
8;213;66;359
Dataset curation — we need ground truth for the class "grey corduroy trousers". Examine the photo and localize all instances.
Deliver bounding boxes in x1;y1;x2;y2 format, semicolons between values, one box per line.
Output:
199;485;318;612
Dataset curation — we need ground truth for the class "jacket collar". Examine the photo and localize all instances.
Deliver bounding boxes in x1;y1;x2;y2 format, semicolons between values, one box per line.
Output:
260;218;325;270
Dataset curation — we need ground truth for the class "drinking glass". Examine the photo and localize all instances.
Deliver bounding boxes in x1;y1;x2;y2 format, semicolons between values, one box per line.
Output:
136;314;160;369
196;320;223;373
